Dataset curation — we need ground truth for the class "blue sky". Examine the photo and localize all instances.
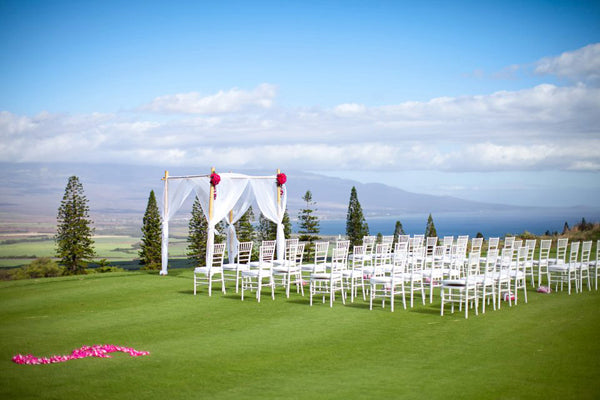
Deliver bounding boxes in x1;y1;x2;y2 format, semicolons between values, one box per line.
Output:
1;0;599;207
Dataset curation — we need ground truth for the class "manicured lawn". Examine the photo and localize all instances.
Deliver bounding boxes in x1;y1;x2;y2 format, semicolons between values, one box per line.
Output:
1;269;599;399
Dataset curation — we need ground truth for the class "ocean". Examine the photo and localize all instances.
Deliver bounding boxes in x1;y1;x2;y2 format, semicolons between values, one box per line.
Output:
292;210;599;238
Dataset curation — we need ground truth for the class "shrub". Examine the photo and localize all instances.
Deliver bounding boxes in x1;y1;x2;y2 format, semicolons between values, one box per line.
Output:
11;258;63;280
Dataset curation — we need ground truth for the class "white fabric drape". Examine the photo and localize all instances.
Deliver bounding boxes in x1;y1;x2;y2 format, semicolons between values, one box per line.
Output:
160;178;196;275
160;172;285;274
250;179;287;261
225;183;254;263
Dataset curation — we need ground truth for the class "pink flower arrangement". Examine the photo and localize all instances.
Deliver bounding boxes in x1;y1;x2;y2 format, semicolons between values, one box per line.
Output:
276;173;287;186
276;173;286;196
210;172;220;199
12;344;150;365
210;172;221;186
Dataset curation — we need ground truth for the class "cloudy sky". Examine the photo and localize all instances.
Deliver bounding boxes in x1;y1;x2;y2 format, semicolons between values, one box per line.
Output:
1;0;599;207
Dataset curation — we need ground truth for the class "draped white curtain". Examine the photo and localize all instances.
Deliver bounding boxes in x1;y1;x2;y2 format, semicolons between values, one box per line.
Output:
160;178;196;275
250;179;287;261
224;183;254;263
160;173;284;275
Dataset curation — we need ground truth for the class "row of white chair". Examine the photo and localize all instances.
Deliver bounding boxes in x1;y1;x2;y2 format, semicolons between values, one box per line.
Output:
192;237;600;314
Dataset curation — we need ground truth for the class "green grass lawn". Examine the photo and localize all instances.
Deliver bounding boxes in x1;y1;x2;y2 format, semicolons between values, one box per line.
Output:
1;269;599;399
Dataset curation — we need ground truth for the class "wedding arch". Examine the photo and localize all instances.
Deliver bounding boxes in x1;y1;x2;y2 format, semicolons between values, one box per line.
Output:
160;168;287;275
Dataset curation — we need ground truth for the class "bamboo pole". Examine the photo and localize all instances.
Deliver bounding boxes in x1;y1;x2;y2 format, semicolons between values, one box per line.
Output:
209;167;215;221
162;170;169;218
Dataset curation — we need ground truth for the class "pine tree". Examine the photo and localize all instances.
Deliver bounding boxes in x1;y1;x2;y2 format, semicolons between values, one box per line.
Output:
425;213;437;237
392;220;406;247
235;206;255;243
345;186;369;248
257;213;276;242
55;176;96;274
376;232;383;244
257;209;292;241
139;190;162;270
282;209;292;237
562;221;570;235
187;196;208;264
298;190;320;261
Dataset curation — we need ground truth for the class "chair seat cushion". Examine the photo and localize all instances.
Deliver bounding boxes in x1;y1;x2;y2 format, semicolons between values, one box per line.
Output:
342;269;363;278
370;276;392;285
311;272;342;280
195;266;223;274
241;269;268;278
441;279;476;287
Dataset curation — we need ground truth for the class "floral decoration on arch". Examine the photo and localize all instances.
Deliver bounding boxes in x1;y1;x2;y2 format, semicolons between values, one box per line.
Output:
210;172;221;199
277;172;287;197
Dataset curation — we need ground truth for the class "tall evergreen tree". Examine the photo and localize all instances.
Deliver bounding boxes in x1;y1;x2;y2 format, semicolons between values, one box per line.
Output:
235;206;255;243
187;197;227;264
282;209;292;237
425;213;437;237
345;186;369;248
257;209;292;241
392;220;406;247
562;221;570;235
257;213;276;242
187;196;208;264
298;190;320;261
55;176;96;274
139;190;162;270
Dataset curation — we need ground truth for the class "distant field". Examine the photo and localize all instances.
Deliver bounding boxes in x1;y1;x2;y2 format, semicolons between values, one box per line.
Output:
0;236;189;268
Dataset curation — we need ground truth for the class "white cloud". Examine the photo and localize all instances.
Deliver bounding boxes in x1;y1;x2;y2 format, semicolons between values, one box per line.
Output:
140;83;277;114
0;80;598;173
535;43;600;83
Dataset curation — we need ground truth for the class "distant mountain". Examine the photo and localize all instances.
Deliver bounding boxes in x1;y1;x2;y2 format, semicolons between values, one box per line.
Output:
0;163;597;231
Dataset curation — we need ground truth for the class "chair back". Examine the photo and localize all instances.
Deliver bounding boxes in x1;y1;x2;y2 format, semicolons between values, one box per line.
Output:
295;243;306;265
556;238;569;264
504;236;515;250
237;241;253;265
581;241;592;264
313;241;330;273
539;240;551;262
330;247;347;274
568;242;580;264
336;239;350;254
363;236;376;255
525;239;536;263
210;243;226;269
465;252;480;283
410;245;425;274
515;246;528;273
471;237;483;254
488;237;500;252
382;235;394;245
426;236;438;255
393;241;408;264
499;247;514;271
397;234;410;244
484;249;499;278
259;244;275;265
413;234;425;247
285;242;298;268
351;245;365;269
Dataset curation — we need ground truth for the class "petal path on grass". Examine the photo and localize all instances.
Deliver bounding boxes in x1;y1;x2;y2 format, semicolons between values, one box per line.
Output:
12;345;150;365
